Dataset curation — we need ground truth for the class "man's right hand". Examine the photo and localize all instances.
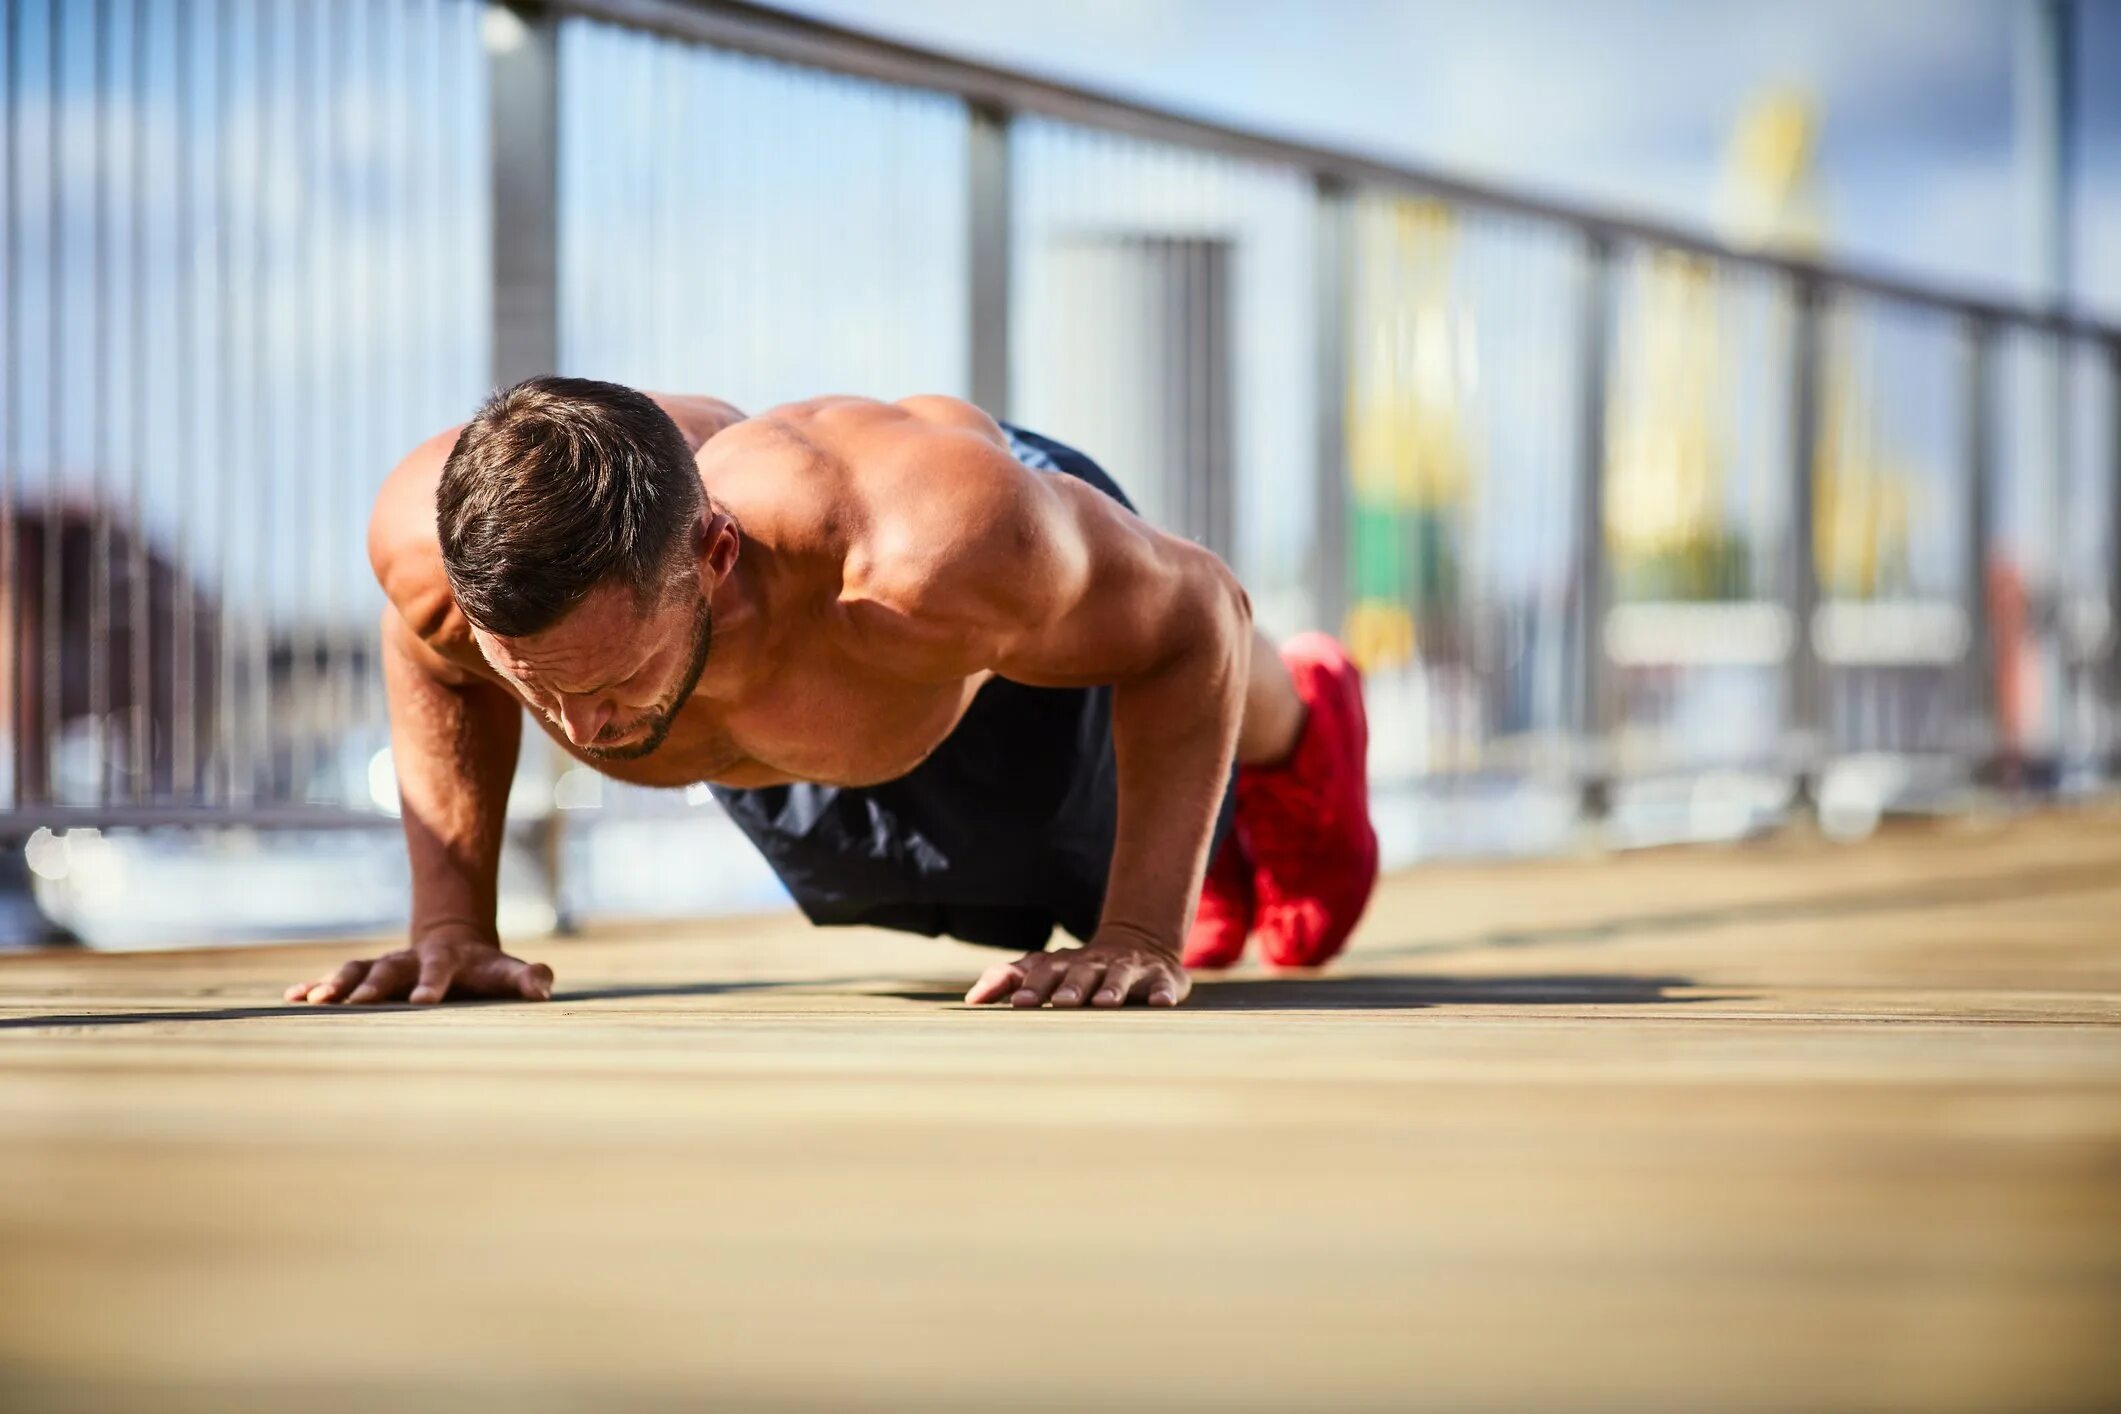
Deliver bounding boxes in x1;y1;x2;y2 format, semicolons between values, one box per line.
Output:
284;929;554;1005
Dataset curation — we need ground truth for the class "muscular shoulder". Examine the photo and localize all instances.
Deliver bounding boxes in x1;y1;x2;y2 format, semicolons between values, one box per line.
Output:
366;426;480;665
737;393;1000;448
844;423;1108;677
710;394;1017;548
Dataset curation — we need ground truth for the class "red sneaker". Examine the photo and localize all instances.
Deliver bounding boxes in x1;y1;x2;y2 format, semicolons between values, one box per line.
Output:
1182;825;1255;970
1239;633;1378;968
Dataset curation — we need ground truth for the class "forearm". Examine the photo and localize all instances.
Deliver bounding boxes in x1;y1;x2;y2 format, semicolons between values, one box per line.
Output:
380;611;523;943
1099;575;1250;953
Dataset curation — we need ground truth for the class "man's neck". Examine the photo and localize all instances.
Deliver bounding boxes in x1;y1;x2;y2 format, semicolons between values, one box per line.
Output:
693;532;774;704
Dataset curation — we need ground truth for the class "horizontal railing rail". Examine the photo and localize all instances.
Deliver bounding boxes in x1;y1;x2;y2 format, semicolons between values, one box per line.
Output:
557;0;2121;344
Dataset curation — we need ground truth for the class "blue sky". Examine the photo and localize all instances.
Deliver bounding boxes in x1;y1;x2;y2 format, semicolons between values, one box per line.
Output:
766;0;2121;318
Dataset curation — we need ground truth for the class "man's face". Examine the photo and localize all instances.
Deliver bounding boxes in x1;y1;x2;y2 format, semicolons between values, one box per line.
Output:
477;580;713;762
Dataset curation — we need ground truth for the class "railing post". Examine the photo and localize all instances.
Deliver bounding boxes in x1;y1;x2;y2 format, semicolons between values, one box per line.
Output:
535;810;575;937
1961;316;1999;784
486;1;566;928
2108;337;2121;783
488;0;561;391
1312;174;1353;640
1573;234;1616;822
966;101;1012;420
1786;276;1826;822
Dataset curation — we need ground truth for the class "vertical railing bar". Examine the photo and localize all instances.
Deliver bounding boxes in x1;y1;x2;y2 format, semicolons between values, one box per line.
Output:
486;0;566;923
1786;275;1826;821
128;0;151;805
1210;161;1233;571
967;99;1013;417
1311;172;1351;643
1215;161;1231;562
747;54;771;408
643;32;665;386
330;0;356;798
293;0;327;806
353;0;378;791
489;0;561;391
1962;315;1997;786
371;0;404;763
881;84;905;397
1572;232;1615;823
1193;160;1208;548
247;0;277;806
1179;169;1199;547
2049;327;2075;773
1155;157;1176;531
632;34;649;392
420;0;441;430
1178;165;1194;542
43;0;65;811
172;0;197;802
1;0;20;812
209;0;230;805
2106;336;2121;782
91;0;115;810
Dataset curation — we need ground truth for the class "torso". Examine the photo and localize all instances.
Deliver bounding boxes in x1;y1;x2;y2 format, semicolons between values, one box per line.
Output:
375;395;1019;791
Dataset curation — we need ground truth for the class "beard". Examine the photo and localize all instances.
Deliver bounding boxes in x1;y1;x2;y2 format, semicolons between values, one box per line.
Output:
580;595;713;763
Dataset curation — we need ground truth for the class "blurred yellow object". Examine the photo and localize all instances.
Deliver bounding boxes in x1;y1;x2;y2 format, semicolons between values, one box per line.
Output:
1347;196;1474;513
1813;337;1916;598
1722;86;1824;255
1605;251;1748;597
1342;598;1418;674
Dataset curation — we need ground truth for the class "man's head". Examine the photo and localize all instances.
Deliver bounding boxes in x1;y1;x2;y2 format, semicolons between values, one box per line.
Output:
436;376;735;760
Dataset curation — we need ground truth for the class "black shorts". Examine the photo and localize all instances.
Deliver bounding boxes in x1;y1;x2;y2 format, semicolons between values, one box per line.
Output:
709;424;1239;952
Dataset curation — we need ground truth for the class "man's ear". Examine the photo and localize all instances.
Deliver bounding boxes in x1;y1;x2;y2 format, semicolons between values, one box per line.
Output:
697;508;740;587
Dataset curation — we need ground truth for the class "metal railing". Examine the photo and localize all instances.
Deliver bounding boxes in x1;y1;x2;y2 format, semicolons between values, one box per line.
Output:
5;0;2119;925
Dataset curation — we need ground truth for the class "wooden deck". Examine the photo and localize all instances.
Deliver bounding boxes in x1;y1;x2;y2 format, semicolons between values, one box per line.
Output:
3;808;2119;1412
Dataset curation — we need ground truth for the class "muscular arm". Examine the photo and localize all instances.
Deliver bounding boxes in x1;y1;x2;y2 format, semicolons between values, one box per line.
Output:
379;605;523;953
288;431;551;1005
860;412;1252;1001
1000;486;1249;956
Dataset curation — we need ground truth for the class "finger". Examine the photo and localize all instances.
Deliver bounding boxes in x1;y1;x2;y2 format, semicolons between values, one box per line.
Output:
965;958;1029;1006
305;959;372;1005
346;953;418;1005
407;952;459;1006
1011;954;1068;1008
1147;961;1191;1008
460;950;553;1002
517;962;555;1001
1092;958;1144;1007
1050;956;1108;1008
283;980;317;1003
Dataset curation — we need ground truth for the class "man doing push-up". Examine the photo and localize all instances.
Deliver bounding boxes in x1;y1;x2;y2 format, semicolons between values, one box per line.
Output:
290;379;1377;1009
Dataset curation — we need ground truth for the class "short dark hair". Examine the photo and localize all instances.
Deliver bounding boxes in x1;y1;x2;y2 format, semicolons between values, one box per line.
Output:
436;376;701;637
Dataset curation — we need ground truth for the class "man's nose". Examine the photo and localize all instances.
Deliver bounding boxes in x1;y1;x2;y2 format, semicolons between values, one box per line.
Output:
556;695;613;746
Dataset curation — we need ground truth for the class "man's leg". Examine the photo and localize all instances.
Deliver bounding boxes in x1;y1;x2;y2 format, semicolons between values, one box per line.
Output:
1236;628;1306;766
1185;627;1379;971
1183;631;1300;969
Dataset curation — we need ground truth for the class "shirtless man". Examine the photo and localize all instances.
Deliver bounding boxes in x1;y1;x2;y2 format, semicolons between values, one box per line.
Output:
288;378;1377;1009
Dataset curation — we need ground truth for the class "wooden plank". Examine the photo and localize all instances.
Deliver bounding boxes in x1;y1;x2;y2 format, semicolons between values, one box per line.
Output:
2;808;2119;1412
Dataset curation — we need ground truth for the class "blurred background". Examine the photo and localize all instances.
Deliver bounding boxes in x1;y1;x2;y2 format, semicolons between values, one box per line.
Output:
1;0;2115;950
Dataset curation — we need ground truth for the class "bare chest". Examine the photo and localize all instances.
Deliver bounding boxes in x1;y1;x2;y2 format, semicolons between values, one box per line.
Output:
541;657;989;791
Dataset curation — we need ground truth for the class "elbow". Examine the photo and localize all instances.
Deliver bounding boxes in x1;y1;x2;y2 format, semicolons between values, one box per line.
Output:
1194;544;1251;649
1172;547;1251;709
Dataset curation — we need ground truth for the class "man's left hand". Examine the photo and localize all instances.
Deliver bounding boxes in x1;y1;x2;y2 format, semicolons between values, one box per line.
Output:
964;928;1192;1009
